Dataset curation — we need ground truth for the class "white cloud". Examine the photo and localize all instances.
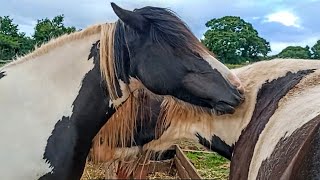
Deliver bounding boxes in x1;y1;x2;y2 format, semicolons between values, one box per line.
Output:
252;16;261;20
264;11;301;28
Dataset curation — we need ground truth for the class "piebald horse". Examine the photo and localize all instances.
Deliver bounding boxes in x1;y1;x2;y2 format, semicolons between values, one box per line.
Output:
0;3;244;180
92;59;320;179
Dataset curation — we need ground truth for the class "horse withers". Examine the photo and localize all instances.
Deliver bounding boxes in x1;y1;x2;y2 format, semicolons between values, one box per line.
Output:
0;2;243;180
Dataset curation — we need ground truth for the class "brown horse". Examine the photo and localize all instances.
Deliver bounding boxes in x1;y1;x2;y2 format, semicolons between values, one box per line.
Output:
91;58;320;180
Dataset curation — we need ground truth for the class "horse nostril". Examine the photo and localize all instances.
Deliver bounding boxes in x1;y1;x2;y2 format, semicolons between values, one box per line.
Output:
236;85;245;95
230;91;245;106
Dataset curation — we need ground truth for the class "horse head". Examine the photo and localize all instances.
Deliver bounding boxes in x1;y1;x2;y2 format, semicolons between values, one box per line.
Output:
110;2;244;115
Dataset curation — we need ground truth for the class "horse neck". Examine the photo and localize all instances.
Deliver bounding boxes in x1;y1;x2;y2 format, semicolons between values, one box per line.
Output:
1;31;117;179
0;32;102;128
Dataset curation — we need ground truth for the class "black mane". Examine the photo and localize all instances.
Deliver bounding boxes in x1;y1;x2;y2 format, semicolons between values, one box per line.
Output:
114;21;130;83
134;6;203;54
113;6;205;84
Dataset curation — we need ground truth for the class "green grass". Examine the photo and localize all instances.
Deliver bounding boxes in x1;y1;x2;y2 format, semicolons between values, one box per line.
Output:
225;64;247;69
185;151;230;180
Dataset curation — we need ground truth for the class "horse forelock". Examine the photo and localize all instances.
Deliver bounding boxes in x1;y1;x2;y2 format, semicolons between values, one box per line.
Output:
123;6;208;58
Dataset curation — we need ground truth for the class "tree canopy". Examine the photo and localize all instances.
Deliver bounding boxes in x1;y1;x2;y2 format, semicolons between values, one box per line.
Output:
202;16;270;64
33;15;76;46
0;16;33;60
311;40;320;59
277;46;311;59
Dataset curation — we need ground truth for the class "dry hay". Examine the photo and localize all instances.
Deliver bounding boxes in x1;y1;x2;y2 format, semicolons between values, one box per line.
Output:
147;171;179;179
83;140;211;179
81;161;107;180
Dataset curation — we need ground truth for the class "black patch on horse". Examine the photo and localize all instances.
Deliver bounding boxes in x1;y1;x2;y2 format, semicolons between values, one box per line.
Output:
257;115;320;180
131;96;162;146
40;41;114;180
196;133;233;160
229;69;315;180
0;71;6;79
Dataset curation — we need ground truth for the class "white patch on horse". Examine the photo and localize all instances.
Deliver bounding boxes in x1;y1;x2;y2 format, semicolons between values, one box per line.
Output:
248;71;320;180
0;33;99;179
202;53;243;91
111;77;143;108
111;80;129;107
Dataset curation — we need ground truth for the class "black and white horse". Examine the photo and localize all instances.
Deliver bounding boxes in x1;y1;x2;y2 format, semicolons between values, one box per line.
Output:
94;59;320;179
0;3;244;180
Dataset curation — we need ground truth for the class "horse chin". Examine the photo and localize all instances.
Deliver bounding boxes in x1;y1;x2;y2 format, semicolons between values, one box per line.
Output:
214;102;236;115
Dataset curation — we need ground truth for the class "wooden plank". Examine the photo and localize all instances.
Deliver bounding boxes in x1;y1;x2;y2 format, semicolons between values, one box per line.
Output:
175;145;202;179
174;156;190;179
147;159;175;173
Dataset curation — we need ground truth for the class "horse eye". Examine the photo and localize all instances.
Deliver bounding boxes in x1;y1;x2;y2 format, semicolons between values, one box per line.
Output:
194;52;202;59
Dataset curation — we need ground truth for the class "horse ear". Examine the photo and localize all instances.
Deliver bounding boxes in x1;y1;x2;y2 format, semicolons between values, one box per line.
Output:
111;2;148;32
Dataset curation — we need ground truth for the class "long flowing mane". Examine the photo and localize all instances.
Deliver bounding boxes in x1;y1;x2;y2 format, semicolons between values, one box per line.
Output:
133;6;207;56
90;91;214;164
90;59;320;178
89;6;223;161
90;5;222;158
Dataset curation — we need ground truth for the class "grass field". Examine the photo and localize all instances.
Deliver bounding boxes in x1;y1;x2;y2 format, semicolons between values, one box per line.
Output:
179;140;229;179
185;151;230;179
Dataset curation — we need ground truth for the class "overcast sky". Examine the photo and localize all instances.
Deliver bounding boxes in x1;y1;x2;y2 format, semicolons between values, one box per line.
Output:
1;0;319;55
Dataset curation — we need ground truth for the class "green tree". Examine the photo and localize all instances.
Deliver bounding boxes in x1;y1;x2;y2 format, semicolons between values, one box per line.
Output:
0;16;34;60
33;15;76;46
311;40;320;59
277;46;311;59
202;16;270;64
